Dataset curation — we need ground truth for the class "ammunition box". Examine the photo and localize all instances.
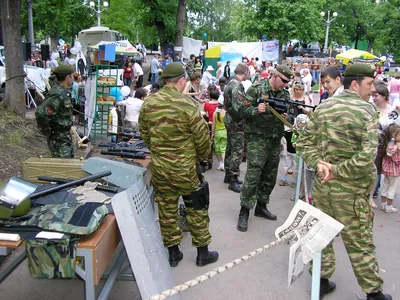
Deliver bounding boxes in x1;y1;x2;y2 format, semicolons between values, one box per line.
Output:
23;157;88;184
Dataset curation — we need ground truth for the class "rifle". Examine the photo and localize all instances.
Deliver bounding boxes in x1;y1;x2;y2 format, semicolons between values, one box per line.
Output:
257;98;315;136
101;150;147;159
257;98;315;114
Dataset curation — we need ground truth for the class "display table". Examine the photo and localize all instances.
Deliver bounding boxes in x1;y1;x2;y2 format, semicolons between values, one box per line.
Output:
0;215;128;300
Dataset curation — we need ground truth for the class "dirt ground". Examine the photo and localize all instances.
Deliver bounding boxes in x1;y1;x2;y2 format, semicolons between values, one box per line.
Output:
0;107;50;181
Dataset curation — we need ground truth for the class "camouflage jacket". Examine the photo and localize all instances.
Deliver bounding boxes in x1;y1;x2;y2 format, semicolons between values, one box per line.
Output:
139;85;211;193
186;60;195;76
296;90;379;193
35;84;73;137
223;76;246;131
243;78;290;138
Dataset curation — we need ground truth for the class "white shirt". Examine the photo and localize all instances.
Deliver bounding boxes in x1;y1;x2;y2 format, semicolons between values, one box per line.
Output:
118;97;144;122
133;63;143;77
200;71;214;87
302;73;312;94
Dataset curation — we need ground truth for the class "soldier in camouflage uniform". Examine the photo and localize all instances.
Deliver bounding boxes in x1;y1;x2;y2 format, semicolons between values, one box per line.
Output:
296;64;391;300
186;54;196;77
35;64;75;158
138;62;219;267
237;66;293;232
223;63;250;193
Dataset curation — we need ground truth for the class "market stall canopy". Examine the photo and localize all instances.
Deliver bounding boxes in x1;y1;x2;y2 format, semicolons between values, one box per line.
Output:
336;49;382;65
89;40;139;56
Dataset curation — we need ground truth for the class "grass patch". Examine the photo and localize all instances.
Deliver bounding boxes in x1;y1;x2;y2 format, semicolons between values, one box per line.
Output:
5;129;27;146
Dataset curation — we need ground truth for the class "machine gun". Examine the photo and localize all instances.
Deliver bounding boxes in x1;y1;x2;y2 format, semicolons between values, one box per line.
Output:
257;98;315;115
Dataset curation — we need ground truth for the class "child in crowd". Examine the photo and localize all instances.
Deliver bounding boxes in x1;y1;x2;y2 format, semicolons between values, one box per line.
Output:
211;97;227;171
289;114;314;202
380;124;400;213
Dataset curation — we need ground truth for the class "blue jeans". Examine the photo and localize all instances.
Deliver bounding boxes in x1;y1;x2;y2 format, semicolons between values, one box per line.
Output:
373;174;381;197
151;73;159;84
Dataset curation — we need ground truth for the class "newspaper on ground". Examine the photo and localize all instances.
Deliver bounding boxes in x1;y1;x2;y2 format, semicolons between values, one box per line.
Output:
275;200;344;287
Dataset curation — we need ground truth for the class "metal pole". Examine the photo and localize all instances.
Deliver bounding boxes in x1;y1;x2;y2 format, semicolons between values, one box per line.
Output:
27;0;36;54
97;0;101;26
311;253;322;300
323;11;330;53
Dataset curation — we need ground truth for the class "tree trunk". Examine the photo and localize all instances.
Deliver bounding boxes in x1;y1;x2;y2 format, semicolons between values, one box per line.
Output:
367;38;374;52
1;0;26;117
174;0;186;58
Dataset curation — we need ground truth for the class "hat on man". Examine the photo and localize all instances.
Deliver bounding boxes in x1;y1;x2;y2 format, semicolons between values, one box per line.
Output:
206;65;214;71
276;65;293;80
344;63;376;78
52;63;74;75
161;62;185;79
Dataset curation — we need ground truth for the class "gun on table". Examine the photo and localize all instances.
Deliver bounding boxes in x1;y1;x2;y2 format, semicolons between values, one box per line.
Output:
101;150;147;159
37;176;119;193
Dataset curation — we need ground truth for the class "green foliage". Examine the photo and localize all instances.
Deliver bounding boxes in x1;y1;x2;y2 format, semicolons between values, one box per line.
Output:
20;0;96;44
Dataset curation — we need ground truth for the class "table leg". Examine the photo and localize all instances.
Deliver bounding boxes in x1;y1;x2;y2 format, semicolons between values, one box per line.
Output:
76;248;96;300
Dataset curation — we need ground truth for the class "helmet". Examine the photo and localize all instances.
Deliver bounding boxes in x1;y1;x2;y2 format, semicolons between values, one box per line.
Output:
0;177;37;218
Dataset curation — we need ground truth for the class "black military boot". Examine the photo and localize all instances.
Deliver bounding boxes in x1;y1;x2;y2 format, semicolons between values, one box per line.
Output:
237;206;250;232
367;291;392;300
196;246;219;267
228;176;241;193
254;202;277;220
320;278;336;297
168;245;183;267
223;173;231;184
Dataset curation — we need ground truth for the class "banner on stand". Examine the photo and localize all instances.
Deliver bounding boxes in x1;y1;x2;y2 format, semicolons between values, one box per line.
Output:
262;40;279;62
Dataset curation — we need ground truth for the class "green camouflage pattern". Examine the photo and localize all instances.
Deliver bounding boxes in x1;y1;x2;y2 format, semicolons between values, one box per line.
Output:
26;235;77;279
139;84;212;248
240;79;290;208
21;202;110;235
224;129;244;177
242;78;290;137
296;89;383;293
224;76;246;177
240;133;281;208
223;75;246;129
186;60;196;76
35;84;74;158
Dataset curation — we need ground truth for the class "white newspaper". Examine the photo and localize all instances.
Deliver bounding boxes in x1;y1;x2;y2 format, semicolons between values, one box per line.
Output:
275;201;344;287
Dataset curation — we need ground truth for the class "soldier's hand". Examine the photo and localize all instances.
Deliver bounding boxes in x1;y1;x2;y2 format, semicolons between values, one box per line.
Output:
317;160;334;184
258;102;267;114
281;113;288;119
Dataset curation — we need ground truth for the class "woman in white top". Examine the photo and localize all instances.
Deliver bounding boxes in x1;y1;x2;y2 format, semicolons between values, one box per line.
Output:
370;82;393;208
200;65;216;92
116;87;147;131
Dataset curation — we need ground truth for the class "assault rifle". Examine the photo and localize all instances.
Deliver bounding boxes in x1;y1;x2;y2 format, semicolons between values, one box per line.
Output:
257;98;315;114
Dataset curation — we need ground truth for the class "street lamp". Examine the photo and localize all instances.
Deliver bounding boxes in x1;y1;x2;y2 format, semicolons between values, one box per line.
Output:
87;0;109;27
320;11;338;53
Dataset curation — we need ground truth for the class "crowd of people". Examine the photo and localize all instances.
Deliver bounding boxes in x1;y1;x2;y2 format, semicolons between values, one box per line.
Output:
34;45;399;299
134;51;398;300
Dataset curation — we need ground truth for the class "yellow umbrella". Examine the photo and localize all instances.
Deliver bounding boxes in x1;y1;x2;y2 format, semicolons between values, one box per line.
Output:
336;49;382;65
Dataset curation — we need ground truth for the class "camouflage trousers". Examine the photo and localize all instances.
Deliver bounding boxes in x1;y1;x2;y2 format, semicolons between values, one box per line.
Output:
224;126;244;177
240;134;280;209
154;187;212;248
48;131;74;158
310;180;383;293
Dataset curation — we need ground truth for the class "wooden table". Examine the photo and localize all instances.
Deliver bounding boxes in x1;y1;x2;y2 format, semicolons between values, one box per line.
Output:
0;215;129;300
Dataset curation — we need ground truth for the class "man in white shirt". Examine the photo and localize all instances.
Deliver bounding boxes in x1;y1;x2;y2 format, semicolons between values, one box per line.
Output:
116;88;147;131
133;61;144;88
